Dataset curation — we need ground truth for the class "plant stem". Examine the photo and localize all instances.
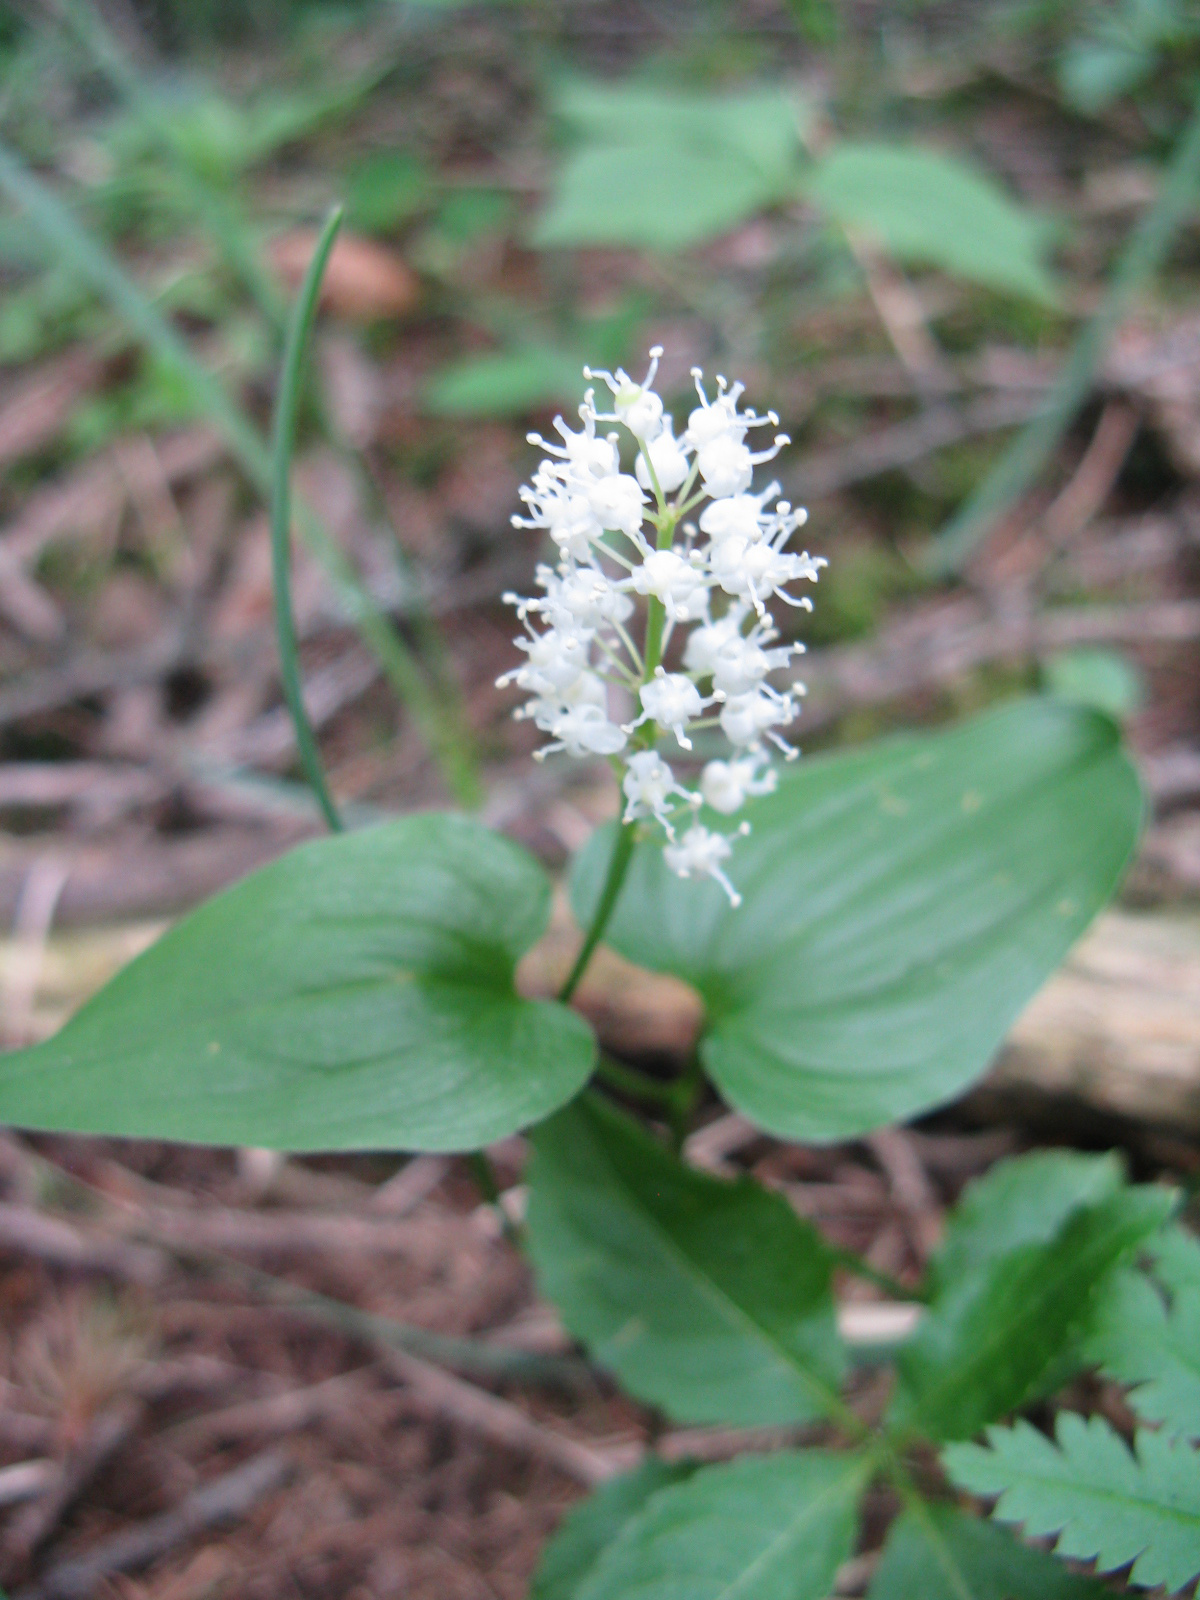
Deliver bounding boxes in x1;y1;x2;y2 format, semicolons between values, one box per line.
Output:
271;207;345;833
467;1152;523;1249
594;1055;681;1107
558;819;638;1003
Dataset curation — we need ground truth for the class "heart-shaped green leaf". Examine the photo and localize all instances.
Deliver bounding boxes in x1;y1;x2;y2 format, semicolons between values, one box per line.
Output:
570;700;1140;1142
0;813;594;1152
527;1095;845;1427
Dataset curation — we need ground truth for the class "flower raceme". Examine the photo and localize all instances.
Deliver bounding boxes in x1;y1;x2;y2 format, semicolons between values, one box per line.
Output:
501;350;824;906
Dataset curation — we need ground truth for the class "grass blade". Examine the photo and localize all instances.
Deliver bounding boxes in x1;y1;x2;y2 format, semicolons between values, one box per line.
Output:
271;206;346;833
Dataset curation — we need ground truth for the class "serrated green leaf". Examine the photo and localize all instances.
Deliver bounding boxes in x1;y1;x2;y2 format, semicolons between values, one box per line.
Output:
868;1502;1108;1599
1149;1224;1200;1296
892;1185;1174;1441
532;1458;697;1600
1087;1268;1200;1441
533;82;803;251
808;142;1058;304
570;700;1142;1142
944;1414;1200;1593
0;814;594;1152
526;1095;845;1427
575;1449;866;1600
424;343;587;417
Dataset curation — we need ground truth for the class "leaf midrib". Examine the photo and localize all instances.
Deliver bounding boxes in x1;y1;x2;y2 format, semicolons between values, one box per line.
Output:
595;1136;846;1424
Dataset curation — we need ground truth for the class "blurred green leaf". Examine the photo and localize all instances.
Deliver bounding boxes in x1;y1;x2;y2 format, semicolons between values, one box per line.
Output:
424;342;587;417
1087;1266;1200;1441
944;1415;1200;1594
527;1095;846;1427
570;700;1142;1142
868;1502;1109;1600
531;1458;697;1600
808;142;1058;304
1042;648;1145;720
569;1450;867;1600
345;150;432;234
0;815;594;1152
534;82;804;251
435;186;514;244
892;1182;1173;1441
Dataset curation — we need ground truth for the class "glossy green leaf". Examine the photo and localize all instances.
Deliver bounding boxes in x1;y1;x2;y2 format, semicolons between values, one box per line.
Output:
1087;1267;1200;1441
531;1458;697;1600
574;1450;866;1600
945;1415;1200;1594
534;83;803;251
526;1095;845;1427
808;142;1058;303
892;1184;1174;1441
0;814;594;1152
868;1503;1108;1599
570;700;1141;1142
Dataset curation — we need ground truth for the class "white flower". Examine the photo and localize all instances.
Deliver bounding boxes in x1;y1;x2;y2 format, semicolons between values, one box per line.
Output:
697;431;789;499
663;824;743;906
587;347;666;440
496;625;590;698
682;606;749;677
586;473;648;539
541;702;628;758
622;750;697;836
698;488;777;545
629;668;708;750
503;347;824;907
528;403;620;479
635;416;691;495
719;684;801;756
627;548;709;623
701;753;777;815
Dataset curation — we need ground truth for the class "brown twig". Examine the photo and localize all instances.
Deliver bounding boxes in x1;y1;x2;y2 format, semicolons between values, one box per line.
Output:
381;1347;627;1486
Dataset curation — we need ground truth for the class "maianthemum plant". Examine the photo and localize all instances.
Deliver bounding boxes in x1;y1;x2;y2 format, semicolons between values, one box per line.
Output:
1;215;1197;1598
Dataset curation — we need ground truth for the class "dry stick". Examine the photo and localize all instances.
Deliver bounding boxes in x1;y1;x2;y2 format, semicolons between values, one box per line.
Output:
381;1346;628;1486
0;1202;164;1285
1038;400;1140;551
927;86;1200;576
16;1449;289;1600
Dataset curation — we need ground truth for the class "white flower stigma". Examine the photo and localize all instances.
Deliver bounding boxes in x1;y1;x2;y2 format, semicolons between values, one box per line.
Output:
501;350;824;905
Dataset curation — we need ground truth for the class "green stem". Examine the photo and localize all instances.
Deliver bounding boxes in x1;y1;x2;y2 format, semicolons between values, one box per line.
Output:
558;819;638;1003
271;207;345;833
594;1055;681;1107
667;1053;706;1152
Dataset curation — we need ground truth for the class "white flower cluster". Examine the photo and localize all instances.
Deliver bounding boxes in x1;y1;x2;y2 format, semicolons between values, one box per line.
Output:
500;348;825;906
